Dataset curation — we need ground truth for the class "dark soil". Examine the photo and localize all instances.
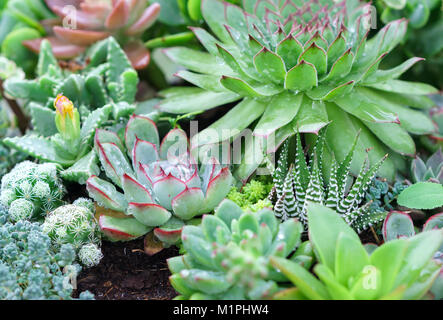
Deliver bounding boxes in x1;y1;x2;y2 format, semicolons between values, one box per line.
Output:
73;238;179;300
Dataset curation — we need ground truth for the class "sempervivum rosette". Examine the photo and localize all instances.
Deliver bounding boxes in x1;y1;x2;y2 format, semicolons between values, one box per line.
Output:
86;114;233;245
24;0;161;69
159;0;438;182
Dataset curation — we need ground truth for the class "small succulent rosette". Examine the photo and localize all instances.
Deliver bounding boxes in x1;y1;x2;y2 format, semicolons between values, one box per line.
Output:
167;199;309;300
87;114;233;245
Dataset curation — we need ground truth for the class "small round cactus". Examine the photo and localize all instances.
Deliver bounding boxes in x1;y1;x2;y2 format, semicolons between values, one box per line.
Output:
0;161;65;222
42;202;101;250
78;243;103;268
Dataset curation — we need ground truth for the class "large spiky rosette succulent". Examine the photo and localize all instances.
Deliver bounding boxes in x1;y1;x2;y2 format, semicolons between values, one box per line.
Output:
86;114;233;245
159;0;438;181
23;0;161;69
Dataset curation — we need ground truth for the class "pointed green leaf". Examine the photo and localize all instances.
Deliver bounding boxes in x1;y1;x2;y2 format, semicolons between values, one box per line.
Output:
299;43;327;75
254;47;286;83
285;61;318;91
277;35;303;70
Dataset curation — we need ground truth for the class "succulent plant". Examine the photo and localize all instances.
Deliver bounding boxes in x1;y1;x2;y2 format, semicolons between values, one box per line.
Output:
0;161;65;222
377;0;443;89
0;204;95;300
42;199;100;248
4;37;138;117
423;104;443;151
158;0;438;182
269;130;387;232
0;0;54;75
3;37;140;183
21;0;160;70
42;198;102;267
411;148;443;184
86;115;233;244
167;199;312;299
271;203;443;300
0;141;28;180
382;211;443;299
364;178;408;215
77;243;103;268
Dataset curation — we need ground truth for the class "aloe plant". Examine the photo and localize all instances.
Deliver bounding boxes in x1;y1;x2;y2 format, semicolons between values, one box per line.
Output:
158;0;437;182
86;115;233;245
269;131;387;232
167;199;313;299
270;203;443;300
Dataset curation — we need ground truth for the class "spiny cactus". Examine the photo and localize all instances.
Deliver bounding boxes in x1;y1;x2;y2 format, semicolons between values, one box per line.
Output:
411;148;443;184
42;198;102;267
0;161;65;222
269;130;387;232
86;115;233;245
159;0;438;182
23;0;161;70
167;199;312;300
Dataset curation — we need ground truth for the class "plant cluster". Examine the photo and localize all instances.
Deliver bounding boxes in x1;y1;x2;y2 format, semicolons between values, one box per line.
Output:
271;203;443;300
0;161;65;222
42;198;103;267
86;116;233;245
0;205;94;300
3;37;140;183
226;178;273;212
168;199;312;299
159;0;437;182
365;178;408;215
269;131;386;232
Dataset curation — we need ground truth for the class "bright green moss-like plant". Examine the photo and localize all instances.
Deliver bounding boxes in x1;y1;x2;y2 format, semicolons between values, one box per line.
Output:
168;199;313;299
270;203;443;300
159;0;438;181
0;161;65;222
269;131;387;232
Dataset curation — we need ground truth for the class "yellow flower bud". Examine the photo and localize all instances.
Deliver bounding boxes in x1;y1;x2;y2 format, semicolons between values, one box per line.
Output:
54;94;80;143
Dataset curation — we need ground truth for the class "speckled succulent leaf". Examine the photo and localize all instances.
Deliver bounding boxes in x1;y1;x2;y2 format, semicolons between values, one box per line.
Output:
60;150;100;183
382;211;415;242
3;135;75;166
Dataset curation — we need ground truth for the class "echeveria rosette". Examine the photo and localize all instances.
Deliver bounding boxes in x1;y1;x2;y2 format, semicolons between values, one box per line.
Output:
23;0;161;69
86;114;233;245
167;199;310;300
411;148;443;184
159;0;438;181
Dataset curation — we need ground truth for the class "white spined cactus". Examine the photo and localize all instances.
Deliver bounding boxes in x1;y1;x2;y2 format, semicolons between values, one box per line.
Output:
42;203;101;251
0;161;65;222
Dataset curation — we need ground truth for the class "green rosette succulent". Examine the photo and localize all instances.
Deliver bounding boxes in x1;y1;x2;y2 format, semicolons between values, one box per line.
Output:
159;0;438;182
0;161;65;222
86;115;233;245
411;148;443;184
167;199;312;300
270;203;443;300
